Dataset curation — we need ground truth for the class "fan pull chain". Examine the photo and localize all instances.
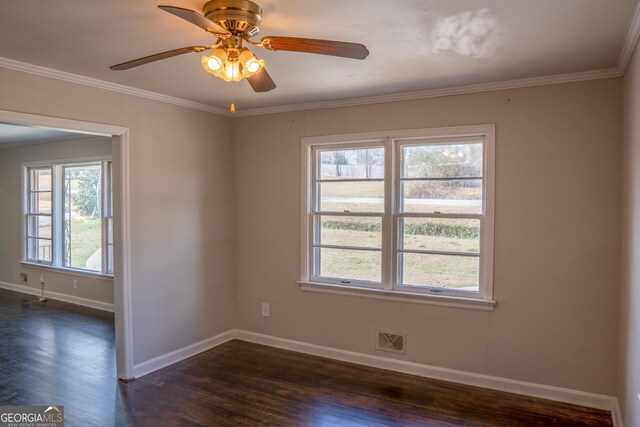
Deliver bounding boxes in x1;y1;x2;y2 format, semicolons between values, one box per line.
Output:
230;78;238;113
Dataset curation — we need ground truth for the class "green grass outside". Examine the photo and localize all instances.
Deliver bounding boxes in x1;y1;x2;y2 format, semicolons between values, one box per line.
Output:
317;179;481;289
319;228;479;289
38;217;101;270
66;217;101;270
319;178;383;198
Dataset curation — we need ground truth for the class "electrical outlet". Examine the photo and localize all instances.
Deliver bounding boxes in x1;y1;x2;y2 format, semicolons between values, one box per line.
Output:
261;303;270;317
637;392;640;402
73;279;78;289
19;272;28;284
39;274;44;285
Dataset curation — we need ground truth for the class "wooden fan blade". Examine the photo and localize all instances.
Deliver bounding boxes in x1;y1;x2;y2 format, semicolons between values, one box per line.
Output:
110;46;209;70
158;5;231;37
247;68;276;92
260;37;369;60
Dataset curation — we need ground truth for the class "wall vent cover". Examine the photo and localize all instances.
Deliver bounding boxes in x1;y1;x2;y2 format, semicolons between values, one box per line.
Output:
376;331;406;354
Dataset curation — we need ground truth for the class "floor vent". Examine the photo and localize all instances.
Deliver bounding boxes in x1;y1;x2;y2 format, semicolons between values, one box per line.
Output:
376;331;406;354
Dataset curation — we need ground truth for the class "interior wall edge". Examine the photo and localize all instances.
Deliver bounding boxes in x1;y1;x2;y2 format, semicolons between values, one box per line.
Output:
131;329;236;378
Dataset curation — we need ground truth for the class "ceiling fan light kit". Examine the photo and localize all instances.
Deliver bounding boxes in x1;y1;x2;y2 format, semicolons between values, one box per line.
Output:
110;0;369;100
201;36;265;82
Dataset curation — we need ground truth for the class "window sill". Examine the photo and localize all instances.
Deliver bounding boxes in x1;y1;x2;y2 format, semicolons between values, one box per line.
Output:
20;262;114;282
297;281;496;311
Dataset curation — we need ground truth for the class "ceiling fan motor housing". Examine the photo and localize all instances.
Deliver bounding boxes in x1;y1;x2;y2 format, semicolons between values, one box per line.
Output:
203;0;262;37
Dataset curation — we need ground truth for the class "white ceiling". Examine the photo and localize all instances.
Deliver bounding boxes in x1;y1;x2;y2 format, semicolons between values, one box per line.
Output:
0;123;79;145
0;0;638;112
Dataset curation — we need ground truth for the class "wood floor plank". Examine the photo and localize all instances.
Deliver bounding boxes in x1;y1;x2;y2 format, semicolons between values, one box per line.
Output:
0;288;613;426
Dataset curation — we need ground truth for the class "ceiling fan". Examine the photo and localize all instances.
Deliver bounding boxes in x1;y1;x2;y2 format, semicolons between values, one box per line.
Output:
110;0;370;94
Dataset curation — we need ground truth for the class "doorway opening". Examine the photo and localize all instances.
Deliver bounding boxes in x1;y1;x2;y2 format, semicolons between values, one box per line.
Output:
0;110;132;379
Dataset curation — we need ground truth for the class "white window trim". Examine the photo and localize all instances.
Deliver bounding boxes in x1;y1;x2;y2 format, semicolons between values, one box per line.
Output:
300;125;496;310
24;165;54;265
21;155;114;279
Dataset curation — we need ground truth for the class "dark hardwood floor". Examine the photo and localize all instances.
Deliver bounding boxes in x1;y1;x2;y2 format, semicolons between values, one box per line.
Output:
0;288;613;426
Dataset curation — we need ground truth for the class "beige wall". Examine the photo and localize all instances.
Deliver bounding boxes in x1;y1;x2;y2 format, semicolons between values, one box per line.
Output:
0;67;235;365
0;64;625;399
621;42;640;426
233;78;622;395
0;137;114;303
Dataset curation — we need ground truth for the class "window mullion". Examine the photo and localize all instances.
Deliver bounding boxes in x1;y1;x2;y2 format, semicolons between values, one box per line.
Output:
393;139;403;290
383;137;394;291
53;164;63;267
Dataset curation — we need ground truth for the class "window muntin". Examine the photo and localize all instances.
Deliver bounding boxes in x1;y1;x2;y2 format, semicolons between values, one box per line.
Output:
302;127;494;302
23;159;113;276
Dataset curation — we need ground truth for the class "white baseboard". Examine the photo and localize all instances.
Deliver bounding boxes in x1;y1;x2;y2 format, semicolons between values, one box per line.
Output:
33;312;618;425
132;330;236;378
233;329;620;423
613;399;624;427
0;280;114;312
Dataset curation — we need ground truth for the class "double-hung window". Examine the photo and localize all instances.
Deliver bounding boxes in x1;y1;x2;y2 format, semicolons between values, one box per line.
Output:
311;144;385;284
26;167;53;263
301;125;495;308
23;157;113;277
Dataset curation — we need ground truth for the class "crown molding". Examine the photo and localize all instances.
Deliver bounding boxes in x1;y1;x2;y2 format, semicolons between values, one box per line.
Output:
234;67;622;117
618;0;640;73
0;57;232;117
0;57;622;120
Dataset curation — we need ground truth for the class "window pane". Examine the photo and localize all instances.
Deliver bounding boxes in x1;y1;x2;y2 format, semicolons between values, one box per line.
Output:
402;143;483;178
30;168;52;191
319;181;384;212
316;248;381;283
317;216;381;249
401;218;480;253
29;191;52;214
319;147;384;179
28;237;52;262
27;215;51;238
401;180;482;214
400;253;479;291
64;164;102;271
